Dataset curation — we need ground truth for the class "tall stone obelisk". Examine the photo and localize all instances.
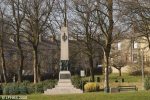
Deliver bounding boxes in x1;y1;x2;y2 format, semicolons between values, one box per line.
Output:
44;27;83;94
59;27;70;79
60;27;70;71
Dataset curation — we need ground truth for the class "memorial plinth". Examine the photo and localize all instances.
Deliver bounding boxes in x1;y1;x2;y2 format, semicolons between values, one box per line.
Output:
44;71;83;95
44;27;83;95
59;71;71;79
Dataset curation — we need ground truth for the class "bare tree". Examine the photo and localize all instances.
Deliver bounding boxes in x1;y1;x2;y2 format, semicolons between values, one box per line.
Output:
23;0;55;83
112;57;126;76
48;0;68;51
86;0;114;91
119;0;150;48
70;0;102;82
7;0;27;82
89;0;129;92
0;4;7;83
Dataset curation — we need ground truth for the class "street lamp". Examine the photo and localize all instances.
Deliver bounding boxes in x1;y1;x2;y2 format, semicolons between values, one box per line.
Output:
141;49;144;90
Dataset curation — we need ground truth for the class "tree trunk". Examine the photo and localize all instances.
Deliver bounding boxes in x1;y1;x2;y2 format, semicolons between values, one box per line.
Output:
103;0;113;92
10;0;25;82
33;47;38;83
37;64;41;82
89;57;94;82
102;60;105;82
0;16;7;83
18;51;24;82
104;51;109;88
16;28;24;82
0;42;7;83
119;68;121;76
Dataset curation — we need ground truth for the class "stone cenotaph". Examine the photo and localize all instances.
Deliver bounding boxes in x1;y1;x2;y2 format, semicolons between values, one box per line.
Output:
44;27;83;95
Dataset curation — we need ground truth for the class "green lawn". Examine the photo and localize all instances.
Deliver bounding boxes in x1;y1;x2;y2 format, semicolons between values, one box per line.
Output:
84;73;142;83
0;73;146;100
0;91;150;100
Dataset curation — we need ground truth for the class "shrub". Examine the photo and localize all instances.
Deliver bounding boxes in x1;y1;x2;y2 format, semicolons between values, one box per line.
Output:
71;75;87;90
71;75;81;89
19;80;31;94
84;82;99;92
27;83;35;94
35;82;43;93
2;82;20;95
42;79;58;86
2;82;34;95
1;79;58;94
2;83;10;95
43;79;58;91
144;76;150;90
34;79;58;94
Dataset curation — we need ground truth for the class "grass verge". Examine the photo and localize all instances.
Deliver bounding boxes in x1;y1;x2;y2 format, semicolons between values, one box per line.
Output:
0;91;150;100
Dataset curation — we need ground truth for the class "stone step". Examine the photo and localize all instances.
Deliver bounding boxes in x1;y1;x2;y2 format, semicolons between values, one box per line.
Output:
56;84;73;86
54;86;75;89
58;80;72;83
55;83;74;87
44;89;83;95
45;91;83;94
44;92;82;95
46;87;83;92
57;82;72;86
47;89;82;92
47;87;74;91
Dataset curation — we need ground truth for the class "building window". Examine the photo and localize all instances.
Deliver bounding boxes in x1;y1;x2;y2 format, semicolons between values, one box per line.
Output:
133;41;137;49
117;42;121;50
133;54;137;62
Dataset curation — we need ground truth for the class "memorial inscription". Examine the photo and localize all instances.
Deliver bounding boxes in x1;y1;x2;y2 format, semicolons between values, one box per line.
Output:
60;74;70;79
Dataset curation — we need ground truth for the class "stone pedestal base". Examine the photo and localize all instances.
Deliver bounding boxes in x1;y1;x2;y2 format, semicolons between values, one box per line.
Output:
44;71;83;95
110;88;118;93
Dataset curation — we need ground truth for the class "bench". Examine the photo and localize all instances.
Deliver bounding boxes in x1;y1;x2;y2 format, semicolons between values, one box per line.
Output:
5;88;26;95
117;86;138;92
